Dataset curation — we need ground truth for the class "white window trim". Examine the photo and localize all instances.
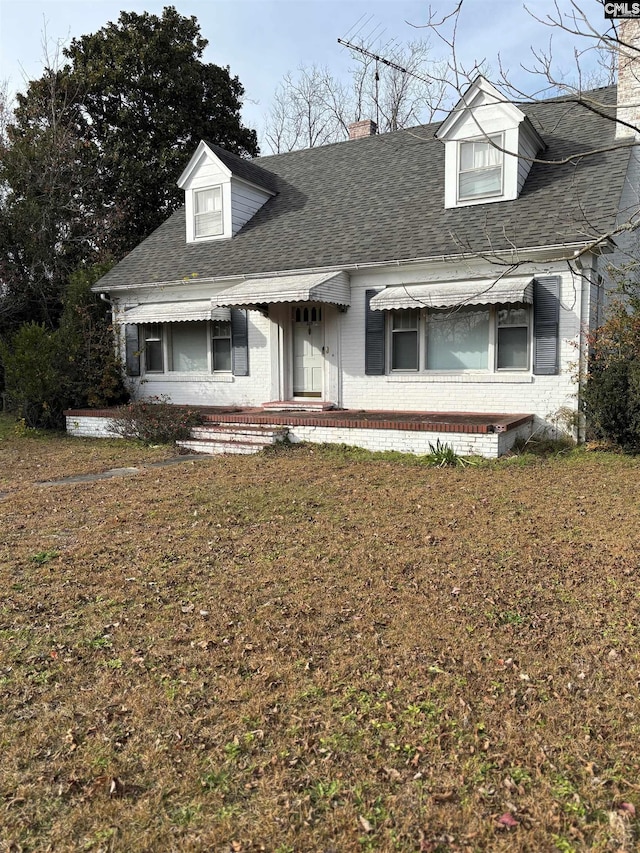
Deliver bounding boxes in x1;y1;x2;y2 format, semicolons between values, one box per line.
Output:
193;187;224;239
457;133;504;203
185;182;232;243
142;324;165;374
141;321;233;376
443;127;520;210
390;308;420;371
387;305;530;375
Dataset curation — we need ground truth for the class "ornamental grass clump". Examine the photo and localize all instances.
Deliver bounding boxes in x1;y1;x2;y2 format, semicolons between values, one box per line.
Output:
111;396;202;445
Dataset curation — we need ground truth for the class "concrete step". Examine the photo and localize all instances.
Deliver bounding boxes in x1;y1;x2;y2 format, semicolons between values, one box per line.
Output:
177;423;289;456
262;400;336;412
176;438;266;455
191;424;288;444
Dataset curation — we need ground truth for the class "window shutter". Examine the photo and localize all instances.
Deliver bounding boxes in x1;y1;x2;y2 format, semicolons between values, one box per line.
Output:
231;308;249;376
533;276;560;375
124;324;140;377
365;289;385;375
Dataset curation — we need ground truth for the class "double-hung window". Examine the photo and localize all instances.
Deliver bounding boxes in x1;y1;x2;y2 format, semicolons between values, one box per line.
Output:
391;309;419;370
143;324;164;372
496;307;528;369
458;134;503;201
212;320;232;372
194;187;223;238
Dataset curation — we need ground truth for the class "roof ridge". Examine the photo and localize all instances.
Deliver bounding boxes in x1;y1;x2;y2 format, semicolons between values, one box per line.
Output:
253;83;617;165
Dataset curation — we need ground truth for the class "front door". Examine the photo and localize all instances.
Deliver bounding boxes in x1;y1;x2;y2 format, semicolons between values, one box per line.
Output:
292;305;324;397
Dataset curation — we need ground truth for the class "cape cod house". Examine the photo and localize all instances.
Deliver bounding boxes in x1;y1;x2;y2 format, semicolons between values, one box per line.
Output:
67;61;640;457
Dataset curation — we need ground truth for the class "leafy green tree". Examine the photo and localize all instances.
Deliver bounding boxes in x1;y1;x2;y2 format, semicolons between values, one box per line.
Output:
0;69;106;334
57;263;128;410
583;297;640;451
0;322;62;428
0;5;257;351
1;264;128;429
63;5;258;254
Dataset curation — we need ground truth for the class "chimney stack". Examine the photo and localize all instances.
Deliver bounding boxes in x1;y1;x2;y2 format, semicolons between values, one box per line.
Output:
348;119;377;140
616;19;640;138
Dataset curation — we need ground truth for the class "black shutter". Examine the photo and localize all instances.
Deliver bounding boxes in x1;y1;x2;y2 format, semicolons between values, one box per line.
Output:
365;289;385;375
231;308;249;376
124;324;140;377
533;276;560;376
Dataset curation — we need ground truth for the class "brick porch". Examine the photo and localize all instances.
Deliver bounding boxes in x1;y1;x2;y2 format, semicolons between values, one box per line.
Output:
65;406;534;458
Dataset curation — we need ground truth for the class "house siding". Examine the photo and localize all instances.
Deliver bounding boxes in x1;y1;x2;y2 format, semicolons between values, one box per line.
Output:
517;125;540;194
230;178;272;235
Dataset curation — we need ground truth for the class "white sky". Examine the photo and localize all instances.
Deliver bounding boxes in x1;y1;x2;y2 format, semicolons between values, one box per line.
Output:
0;0;615;149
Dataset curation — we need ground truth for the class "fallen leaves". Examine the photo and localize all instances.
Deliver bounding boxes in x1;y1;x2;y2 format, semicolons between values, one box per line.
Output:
496;812;519;829
2;438;640;851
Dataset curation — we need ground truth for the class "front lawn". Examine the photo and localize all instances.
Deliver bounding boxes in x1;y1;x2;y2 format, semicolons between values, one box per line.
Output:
1;423;638;851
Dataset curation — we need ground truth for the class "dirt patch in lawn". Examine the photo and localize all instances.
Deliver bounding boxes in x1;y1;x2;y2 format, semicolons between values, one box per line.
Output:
1;430;639;852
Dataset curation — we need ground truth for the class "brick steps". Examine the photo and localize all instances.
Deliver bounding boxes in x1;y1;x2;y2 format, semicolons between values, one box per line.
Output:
176;423;288;456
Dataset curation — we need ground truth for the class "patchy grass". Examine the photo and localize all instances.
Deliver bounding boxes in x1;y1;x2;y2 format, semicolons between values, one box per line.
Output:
1;422;639;851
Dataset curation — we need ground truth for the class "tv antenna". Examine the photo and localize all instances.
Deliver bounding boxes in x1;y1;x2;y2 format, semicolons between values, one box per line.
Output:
338;14;410;130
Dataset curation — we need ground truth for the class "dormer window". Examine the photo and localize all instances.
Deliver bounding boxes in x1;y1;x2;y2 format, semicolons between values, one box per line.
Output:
194;187;223;238
178;141;277;244
458;135;503;201
436;76;545;210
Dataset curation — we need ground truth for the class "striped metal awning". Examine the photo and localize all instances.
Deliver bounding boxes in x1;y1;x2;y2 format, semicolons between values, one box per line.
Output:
122;301;230;323
212;271;351;310
369;277;534;311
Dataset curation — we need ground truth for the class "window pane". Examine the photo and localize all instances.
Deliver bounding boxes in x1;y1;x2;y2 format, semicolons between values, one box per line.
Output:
460;142;475;170
212;320;230;338
498;307;528;326
195;187;221;213
497;326;528;369
473;140;502;168
459;135;503;200
459;166;502;198
194;187;223;237
392;331;418;370
213;338;231;372
427;307;489;370
170;321;208;372
392;309;418;331
145;339;163;372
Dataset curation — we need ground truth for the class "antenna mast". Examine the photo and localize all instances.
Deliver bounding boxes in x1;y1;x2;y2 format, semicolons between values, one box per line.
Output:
337;37;410;132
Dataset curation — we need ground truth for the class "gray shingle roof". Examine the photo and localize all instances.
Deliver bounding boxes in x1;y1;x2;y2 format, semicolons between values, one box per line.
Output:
97;86;630;291
204;142;280;193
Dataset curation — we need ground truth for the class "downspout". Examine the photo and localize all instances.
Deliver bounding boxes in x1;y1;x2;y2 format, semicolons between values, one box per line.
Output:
574;251;593;445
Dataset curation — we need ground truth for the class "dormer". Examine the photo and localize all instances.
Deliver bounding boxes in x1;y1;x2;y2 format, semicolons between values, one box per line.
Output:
436;76;545;209
177;141;277;243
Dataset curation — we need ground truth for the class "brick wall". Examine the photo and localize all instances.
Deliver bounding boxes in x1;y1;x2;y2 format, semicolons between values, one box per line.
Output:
66;413;532;458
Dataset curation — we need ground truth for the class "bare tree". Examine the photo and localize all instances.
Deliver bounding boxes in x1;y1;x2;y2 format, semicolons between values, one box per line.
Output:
396;0;640;275
264;65;348;153
263;39;450;153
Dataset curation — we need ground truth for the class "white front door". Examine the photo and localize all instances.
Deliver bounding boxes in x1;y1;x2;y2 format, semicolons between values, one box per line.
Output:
292;305;324;397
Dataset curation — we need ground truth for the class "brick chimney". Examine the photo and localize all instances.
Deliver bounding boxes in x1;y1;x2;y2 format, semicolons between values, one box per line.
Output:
348;119;377;140
616;19;640;138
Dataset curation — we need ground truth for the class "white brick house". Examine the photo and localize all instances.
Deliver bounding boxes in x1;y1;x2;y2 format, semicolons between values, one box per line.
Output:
78;65;640;457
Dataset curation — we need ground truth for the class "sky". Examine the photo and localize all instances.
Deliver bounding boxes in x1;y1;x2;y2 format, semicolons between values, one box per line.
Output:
0;0;615;148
